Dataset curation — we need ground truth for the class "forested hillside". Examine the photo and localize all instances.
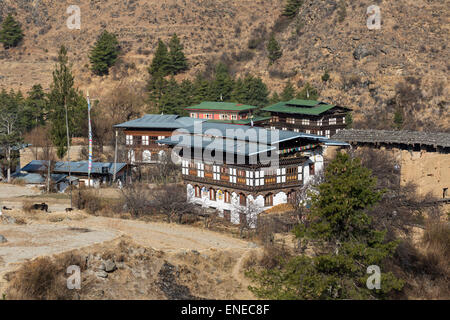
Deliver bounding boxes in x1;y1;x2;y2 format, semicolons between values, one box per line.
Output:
0;0;448;131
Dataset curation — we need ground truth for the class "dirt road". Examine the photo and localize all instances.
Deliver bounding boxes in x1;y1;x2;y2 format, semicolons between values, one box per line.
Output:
61;216;252;252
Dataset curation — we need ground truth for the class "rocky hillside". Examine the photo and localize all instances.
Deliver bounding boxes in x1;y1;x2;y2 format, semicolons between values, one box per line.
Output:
0;0;448;130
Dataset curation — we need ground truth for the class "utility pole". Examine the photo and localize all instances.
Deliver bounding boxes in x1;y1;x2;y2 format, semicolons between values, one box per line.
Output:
113;129;118;183
87;91;92;188
64;98;73;209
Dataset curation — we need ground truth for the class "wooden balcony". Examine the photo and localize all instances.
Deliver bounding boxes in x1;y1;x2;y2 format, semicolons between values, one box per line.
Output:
183;173;303;193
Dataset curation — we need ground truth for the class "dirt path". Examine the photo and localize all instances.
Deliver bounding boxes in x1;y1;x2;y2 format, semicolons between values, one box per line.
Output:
60;216;252;252
0;184;40;199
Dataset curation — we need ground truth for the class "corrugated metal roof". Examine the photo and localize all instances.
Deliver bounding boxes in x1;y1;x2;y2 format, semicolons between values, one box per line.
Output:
158;123;349;154
22;160;127;175
332;129;450;148
12;172;68;184
186;101;257;111
158;134;276;156
263;99;351;115
178;122;329;145
114;114;204;129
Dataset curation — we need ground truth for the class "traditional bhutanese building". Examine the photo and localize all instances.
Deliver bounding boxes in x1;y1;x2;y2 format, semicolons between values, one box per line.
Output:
186;101;270;126
263;99;352;138
113;114;204;164
157;122;348;224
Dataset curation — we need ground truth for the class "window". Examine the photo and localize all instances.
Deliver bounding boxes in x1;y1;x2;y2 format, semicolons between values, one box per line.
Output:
195;186;201;198
317;119;323;126
224;191;231;203
264;194;273;206
270;126;276;130
231;114;238;120
329;118;337;125
246;171;254;186
190;113;197;118
309;163;315;176
342;116;346;124
157;136;166;146
286;166;298;181
209;189;216;201
239;193;246;206
277;168;286;183
126;135;133;145
325;130;331;138
142;136;149;146
128;149;135;163
229;168;237;183
272;116;279;122
254;170;265;186
294;128;299;132
213;165;221;180
182;160;189;175
318;130;323;136
301;119;310;125
298;165;303;181
306;130;311;134
282;127;287;131
287;118;295;124
142;150;151;163
197;162;205;178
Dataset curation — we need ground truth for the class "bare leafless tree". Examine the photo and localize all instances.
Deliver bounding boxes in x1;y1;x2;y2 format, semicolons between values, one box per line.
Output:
234;200;261;238
147;153;180;183
152;184;196;223
120;183;153;217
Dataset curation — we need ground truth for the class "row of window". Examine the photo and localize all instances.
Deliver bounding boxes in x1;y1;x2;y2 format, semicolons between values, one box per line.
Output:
270;127;341;138
125;135;167;146
190;113;240;120
272;117;345;126
182;161;314;185
193;186;275;207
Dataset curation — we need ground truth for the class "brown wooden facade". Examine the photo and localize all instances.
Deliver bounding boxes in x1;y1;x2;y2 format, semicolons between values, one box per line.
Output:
268;109;348;138
123;129;174;164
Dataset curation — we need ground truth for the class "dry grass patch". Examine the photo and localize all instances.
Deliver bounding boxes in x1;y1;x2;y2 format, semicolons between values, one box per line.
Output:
5;252;88;300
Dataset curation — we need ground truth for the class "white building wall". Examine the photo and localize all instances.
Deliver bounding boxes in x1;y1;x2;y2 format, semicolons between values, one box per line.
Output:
273;191;287;206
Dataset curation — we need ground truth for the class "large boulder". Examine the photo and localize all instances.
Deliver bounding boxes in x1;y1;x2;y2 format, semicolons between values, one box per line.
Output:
102;259;117;273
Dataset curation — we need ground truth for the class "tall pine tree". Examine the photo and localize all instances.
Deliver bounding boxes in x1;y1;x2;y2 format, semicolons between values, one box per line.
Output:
149;39;171;76
232;75;269;107
0;14;24;49
267;35;282;65
210;63;234;102
48;46;87;159
22;84;47;132
89;30;120;76
168;33;188;75
248;153;404;299
280;81;295;101
282;0;304;18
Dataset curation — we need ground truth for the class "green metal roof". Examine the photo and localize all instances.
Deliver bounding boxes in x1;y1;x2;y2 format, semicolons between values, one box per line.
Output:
186;101;257;112
262;100;342;115
285;99;323;107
